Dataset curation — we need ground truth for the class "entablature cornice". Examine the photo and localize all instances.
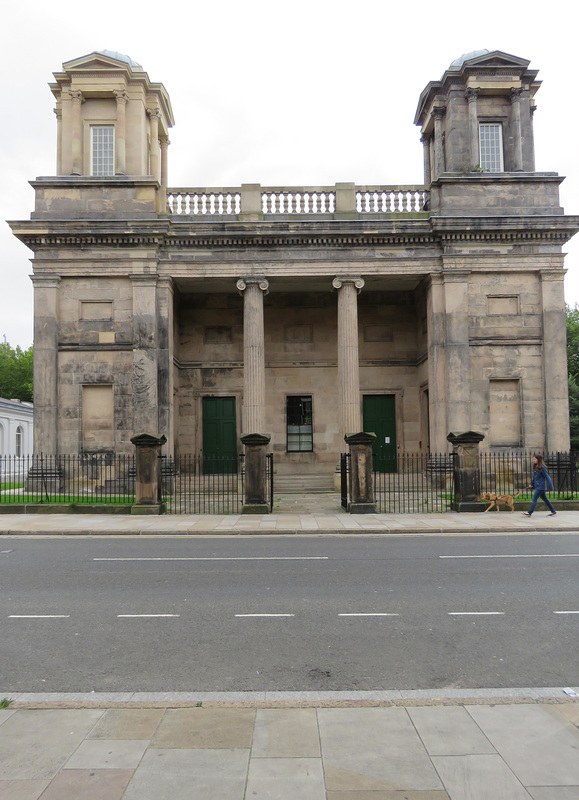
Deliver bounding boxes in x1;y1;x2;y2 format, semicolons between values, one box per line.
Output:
10;214;579;253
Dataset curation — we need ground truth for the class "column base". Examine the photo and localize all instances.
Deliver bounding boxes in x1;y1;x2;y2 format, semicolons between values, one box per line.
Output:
453;501;487;513
242;503;270;515
131;503;166;515
349;502;377;514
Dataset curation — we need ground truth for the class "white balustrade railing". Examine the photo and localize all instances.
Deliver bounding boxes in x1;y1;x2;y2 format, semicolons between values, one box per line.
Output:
167;189;241;216
166;185;428;216
261;188;335;215
355;186;429;213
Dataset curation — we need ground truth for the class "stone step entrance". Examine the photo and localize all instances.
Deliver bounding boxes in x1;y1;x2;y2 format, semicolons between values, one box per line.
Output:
274;473;336;494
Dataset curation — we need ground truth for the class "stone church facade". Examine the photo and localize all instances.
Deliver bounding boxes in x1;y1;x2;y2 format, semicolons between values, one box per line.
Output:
9;49;579;478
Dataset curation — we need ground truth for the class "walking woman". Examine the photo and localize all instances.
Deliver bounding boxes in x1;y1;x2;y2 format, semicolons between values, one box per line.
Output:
522;454;556;517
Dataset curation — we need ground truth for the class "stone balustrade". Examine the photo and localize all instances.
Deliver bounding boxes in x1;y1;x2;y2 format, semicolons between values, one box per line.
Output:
166;183;429;218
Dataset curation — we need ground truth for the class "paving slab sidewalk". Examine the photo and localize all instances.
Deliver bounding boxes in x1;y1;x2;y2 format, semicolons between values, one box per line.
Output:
1;507;579;537
1;700;578;799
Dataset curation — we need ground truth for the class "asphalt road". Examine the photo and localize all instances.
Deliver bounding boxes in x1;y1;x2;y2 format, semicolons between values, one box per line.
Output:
1;534;578;692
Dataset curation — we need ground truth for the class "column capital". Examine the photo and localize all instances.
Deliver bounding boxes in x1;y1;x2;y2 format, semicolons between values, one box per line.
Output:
68;89;84;105
420;133;432;144
131;274;159;287
147;107;162;120
332;276;364;293
114;89;129;105
31;275;61;288
159;135;170;146
510;87;524;103
53;107;62;121
237;277;269;295
465;87;480;103
433;105;446;120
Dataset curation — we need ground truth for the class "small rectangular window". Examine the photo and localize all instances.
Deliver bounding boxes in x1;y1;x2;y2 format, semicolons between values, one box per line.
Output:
479;123;504;173
286;396;313;452
91;125;115;176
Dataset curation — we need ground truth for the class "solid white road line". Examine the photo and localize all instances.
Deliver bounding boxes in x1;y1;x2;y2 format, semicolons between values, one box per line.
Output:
440;554;579;559
117;614;180;618
235;613;295;618
553;611;579;614
94;556;329;562
338;613;399;617
448;612;505;616
8;615;70;619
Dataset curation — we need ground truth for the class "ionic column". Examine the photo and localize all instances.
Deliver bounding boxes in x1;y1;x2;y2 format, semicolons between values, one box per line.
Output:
113;90;129;174
54;107;62;175
31;276;60;454
237;277;269;434
147;108;161;181
69;89;84;175
511;87;524;171
465;88;480;167
433;106;446;179
421;134;432;184
333;276;364;440
541;272;570;452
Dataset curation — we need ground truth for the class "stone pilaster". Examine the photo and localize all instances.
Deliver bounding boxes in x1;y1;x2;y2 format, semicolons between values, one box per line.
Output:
465;88;480;167
541;272;570;452
147;108;161;182
31;276;60;454
333;276;364;440
426;274;448;452
54;108;62;175
69;89;84;175
157;277;174;452
510;87;524;171
421;134;432;184
237;277;269;434
444;273;471;435
132;276;159;434
114;90;129;174
433;106;446;179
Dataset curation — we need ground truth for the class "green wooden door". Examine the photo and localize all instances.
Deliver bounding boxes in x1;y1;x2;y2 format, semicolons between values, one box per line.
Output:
202;396;237;474
363;395;397;473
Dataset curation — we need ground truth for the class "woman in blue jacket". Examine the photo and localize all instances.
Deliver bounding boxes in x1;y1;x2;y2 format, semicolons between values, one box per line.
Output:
522;454;556;517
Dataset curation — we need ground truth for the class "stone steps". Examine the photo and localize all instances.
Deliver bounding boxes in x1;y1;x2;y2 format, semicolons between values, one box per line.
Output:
273;474;337;494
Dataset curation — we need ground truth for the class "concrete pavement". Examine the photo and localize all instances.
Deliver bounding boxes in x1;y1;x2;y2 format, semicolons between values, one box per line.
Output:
1;502;579;537
1;698;578;799
1;506;578;798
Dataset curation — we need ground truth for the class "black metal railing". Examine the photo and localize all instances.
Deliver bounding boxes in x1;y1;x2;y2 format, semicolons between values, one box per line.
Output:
479;450;579;500
372;452;454;513
0;453;135;505
164;452;274;514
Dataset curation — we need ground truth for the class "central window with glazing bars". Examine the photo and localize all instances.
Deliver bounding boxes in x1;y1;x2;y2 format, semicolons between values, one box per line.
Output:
91;125;115;176
286;396;313;452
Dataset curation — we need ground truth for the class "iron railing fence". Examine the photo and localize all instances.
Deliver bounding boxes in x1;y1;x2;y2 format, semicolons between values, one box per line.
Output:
339;452;454;513
479;450;579;499
372;452;454;513
164;453;274;514
0;453;135;505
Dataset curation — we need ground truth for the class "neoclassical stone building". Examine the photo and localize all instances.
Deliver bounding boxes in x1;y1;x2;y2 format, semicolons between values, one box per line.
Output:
9;49;579;477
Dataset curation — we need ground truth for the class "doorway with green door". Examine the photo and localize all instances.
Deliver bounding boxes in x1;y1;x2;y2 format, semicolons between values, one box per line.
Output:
362;394;397;473
202;396;238;474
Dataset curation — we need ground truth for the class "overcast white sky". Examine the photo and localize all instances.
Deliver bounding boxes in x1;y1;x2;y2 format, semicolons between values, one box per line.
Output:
1;0;578;349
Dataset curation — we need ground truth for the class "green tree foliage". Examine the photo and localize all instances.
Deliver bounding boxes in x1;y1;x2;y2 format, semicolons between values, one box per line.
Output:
566;305;579;450
0;342;33;402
